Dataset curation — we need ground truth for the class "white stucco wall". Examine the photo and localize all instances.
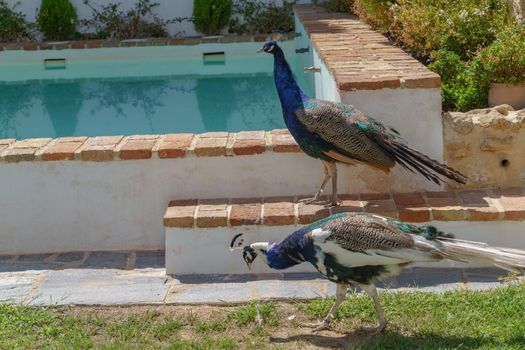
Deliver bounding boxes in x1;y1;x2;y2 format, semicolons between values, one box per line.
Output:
0;152;442;255
5;0;315;37
166;220;525;275
340;88;444;161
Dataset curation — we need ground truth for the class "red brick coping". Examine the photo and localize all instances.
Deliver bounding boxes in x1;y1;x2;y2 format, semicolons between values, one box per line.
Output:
0;130;301;163
163;188;525;228
294;5;440;91
0;34;295;52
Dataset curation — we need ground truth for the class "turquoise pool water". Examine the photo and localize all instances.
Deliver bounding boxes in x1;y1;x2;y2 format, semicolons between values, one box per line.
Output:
0;49;312;139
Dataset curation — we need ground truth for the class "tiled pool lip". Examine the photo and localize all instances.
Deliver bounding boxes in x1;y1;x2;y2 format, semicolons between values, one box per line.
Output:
0;129;301;163
164;188;525;228
294;4;440;91
0;33;295;52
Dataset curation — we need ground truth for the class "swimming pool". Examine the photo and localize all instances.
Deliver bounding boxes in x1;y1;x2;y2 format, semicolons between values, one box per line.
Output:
0;42;313;139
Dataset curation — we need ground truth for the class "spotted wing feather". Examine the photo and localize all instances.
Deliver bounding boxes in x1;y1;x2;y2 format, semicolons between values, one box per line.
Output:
297;99;467;184
296;99;395;169
318;213;415;252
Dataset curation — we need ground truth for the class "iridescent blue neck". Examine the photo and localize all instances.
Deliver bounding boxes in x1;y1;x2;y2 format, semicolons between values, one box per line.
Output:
273;49;309;125
265;230;315;270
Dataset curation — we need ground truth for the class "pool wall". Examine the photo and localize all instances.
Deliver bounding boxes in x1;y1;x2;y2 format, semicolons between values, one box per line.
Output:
0;40;296;82
0;5;478;257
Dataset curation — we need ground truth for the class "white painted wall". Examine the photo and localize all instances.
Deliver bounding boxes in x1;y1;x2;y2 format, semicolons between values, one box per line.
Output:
5;0;315;38
166;220;525;275
340;88;444;161
0;153;440;255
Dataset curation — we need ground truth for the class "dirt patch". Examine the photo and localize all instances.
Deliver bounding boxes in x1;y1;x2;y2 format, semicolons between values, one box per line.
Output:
59;303;375;349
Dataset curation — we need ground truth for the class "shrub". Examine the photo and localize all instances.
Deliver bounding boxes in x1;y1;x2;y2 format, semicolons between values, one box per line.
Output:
352;0;393;32
429;50;489;111
228;0;295;35
391;0;513;59
0;1;33;42
37;0;77;41
324;0;354;13
429;24;525;111
477;23;525;85
82;0;179;39
193;0;232;35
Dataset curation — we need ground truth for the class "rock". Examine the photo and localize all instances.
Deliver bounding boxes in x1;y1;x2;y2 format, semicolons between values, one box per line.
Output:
480;136;513;151
494;104;514;115
443;112;473;135
443;105;525;189
445;141;471;159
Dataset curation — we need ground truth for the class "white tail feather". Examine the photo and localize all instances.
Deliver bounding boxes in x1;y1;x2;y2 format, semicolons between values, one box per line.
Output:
438;238;525;273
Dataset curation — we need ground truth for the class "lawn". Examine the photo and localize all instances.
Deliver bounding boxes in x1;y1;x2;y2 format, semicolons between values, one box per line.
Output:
1;282;524;349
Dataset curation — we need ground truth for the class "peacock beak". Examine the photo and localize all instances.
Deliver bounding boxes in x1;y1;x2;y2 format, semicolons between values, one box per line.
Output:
246;261;253;270
257;47;264;53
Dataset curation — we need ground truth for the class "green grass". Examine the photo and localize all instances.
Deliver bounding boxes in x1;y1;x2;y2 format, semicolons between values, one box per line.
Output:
301;282;525;349
1;282;524;349
227;301;279;326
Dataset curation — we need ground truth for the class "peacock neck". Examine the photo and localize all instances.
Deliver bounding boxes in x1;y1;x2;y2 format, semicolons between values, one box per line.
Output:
265;231;314;270
273;50;308;127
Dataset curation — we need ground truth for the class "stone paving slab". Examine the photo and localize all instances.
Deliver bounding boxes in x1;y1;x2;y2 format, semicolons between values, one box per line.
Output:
0;271;44;304
135;251;165;269
29;269;169;306
0;263;65;273
0;251;517;306
55;252;85;263
82;252;130;269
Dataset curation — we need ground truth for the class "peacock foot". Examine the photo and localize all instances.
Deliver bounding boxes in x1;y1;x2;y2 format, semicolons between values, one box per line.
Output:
300;196;324;205
300;320;331;332
358;320;387;335
326;199;340;207
300;197;339;207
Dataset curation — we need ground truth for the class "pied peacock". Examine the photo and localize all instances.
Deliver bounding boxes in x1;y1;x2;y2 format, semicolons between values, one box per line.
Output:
231;212;525;333
258;41;467;206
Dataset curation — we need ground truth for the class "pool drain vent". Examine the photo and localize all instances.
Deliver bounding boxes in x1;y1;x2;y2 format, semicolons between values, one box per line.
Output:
44;58;66;70
296;47;309;54
203;52;225;65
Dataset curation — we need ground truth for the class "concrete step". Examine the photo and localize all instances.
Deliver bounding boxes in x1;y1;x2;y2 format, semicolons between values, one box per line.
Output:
164;188;525;275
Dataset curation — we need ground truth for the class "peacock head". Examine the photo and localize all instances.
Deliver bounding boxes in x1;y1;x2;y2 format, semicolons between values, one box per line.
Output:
230;233;270;270
257;41;281;54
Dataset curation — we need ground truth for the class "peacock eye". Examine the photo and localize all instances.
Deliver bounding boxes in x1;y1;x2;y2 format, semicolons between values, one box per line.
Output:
268;45;274;52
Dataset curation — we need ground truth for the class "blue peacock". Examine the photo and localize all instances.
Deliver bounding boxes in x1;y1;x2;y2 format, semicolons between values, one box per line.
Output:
231;212;525;333
258;41;467;206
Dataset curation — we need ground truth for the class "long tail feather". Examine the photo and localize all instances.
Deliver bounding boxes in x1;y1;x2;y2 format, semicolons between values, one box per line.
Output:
437;237;525;273
382;140;467;185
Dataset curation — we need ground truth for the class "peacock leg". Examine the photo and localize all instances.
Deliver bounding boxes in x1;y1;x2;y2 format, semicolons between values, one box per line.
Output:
303;160;332;204
358;283;388;334
300;283;347;332
326;161;338;206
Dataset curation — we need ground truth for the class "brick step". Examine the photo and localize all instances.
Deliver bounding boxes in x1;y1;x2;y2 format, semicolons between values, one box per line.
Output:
164;188;525;229
0;130;299;163
164;188;525;275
